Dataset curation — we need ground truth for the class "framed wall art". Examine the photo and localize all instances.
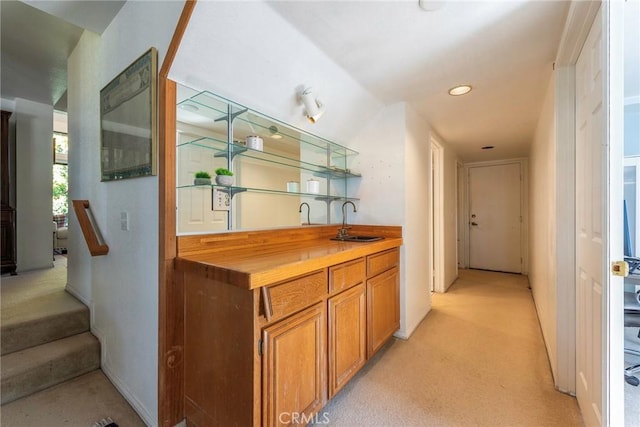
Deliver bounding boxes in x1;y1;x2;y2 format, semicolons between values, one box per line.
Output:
100;47;157;181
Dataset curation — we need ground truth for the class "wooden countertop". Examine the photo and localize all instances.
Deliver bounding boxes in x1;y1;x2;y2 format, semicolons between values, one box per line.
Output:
175;225;402;290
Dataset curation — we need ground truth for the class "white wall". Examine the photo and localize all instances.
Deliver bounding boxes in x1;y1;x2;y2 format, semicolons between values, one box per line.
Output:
528;72;558;379
14;98;54;272
349;103;415;334
403;105;433;335
67;30;99;306
67;2;184;425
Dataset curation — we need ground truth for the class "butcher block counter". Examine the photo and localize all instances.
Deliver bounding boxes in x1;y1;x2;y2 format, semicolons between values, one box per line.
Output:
175;225;402;427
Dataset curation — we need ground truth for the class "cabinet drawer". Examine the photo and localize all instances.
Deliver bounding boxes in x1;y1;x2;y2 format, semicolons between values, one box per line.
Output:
329;258;365;293
264;270;328;321
367;248;399;278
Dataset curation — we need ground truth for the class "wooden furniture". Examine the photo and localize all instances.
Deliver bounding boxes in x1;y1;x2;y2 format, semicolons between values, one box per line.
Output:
1;110;16;275
176;225;401;426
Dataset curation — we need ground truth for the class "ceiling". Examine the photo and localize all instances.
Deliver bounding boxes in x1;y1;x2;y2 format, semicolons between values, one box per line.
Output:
2;1;635;163
267;0;570;161
0;0;125;110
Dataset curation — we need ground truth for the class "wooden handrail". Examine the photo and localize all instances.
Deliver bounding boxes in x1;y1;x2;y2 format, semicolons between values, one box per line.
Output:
72;199;109;256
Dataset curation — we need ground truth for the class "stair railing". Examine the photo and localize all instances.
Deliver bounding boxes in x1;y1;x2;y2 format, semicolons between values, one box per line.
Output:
72;200;109;256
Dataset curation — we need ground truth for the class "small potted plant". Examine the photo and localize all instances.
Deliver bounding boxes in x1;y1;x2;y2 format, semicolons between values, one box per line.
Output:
194;171;211;186
215;168;234;186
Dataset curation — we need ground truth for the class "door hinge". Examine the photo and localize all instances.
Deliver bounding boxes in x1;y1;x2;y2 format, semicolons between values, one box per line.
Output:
612;261;629;277
258;339;264;356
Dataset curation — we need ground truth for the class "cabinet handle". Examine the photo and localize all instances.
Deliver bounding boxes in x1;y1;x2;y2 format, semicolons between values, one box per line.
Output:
261;286;273;321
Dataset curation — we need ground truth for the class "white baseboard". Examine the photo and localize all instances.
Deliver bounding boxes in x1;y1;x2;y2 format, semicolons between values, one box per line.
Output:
395;306;431;340
90;325;154;426
101;362;154;426
65;284;90;306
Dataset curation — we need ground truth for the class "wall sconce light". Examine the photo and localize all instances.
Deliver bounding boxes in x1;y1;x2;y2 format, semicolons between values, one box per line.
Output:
300;87;325;123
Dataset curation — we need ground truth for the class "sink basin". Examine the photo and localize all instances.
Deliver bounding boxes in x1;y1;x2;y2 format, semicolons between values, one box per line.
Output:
331;235;384;242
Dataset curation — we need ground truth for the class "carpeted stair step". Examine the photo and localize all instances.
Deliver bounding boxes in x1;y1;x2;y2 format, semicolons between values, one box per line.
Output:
1;291;89;355
1;331;100;404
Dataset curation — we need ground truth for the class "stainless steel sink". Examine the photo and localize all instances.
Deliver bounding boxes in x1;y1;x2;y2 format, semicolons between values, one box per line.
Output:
331;235;384;242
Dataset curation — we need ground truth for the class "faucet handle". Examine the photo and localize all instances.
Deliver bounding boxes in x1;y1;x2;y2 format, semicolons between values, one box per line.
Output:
336;227;351;238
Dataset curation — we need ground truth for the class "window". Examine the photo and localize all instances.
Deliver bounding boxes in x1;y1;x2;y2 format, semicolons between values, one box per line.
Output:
53;132;68;216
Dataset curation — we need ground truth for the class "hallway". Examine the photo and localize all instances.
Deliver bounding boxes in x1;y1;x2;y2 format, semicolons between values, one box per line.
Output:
315;269;583;426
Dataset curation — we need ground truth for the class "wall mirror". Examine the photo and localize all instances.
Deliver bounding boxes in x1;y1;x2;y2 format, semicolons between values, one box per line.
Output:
175;83;361;235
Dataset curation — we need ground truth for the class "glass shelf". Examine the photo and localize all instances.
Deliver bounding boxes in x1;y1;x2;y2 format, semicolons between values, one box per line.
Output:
177;90;358;161
177;184;359;202
176;84;361;233
178;136;361;179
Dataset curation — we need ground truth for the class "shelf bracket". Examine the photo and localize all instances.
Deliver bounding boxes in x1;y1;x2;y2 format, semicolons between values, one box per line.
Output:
213;145;247;161
214;107;248;124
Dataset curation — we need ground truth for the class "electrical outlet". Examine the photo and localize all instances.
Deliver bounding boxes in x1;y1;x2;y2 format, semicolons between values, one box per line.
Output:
213;189;231;211
120;212;129;231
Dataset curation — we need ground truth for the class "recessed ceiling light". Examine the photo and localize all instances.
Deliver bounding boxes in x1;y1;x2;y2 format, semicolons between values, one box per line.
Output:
448;85;472;96
481;146;494;150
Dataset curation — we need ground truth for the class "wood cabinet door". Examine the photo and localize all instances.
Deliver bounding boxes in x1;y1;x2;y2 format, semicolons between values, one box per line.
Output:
367;267;400;358
328;283;366;398
262;303;326;427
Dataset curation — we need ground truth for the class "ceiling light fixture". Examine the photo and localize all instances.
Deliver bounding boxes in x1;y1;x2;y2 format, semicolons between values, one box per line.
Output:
418;0;446;11
448;85;472;96
299;87;325;123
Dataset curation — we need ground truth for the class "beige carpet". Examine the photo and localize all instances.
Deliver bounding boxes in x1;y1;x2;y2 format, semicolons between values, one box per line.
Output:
1;257;145;426
1;257;67;307
0;370;145;426
316;269;583;427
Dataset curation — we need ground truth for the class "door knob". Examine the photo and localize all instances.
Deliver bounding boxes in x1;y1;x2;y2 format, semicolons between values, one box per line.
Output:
471;222;478;226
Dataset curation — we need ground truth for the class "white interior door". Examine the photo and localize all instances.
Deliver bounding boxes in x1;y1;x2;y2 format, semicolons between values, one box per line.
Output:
430;139;444;292
468;163;522;273
575;7;604;426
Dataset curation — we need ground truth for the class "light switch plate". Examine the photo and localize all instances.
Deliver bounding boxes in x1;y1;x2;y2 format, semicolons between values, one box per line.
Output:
213;189;231;211
120;211;129;231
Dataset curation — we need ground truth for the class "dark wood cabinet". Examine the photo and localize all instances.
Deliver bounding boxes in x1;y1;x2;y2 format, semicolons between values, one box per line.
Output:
1;110;16;275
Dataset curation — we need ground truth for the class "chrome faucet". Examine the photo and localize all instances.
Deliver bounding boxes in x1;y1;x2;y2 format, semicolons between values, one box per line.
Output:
337;201;357;239
299;202;311;225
